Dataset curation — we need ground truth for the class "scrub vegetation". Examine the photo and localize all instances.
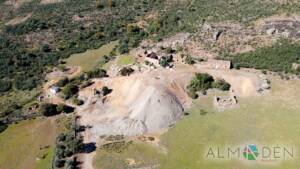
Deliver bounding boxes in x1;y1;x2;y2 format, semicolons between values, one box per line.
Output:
222;39;300;73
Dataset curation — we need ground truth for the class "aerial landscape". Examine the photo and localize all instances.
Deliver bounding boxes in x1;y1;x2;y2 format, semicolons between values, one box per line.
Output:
0;0;300;169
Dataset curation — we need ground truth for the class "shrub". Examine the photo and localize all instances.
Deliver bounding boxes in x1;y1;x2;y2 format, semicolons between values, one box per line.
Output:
57;133;66;142
57;77;69;87
39;103;59;116
66;158;77;169
187;73;214;93
56;104;75;114
228;39;300;73
184;55;195;65
0;79;12;93
118;40;129;54
187;90;198;99
120;67;134;76
212;79;231;91
62;84;79;99
159;55;173;67
165;47;175;54
54;158;65;168
0;121;8;133
72;98;84;106
14;76;37;90
102;86;112;96
86;69;107;79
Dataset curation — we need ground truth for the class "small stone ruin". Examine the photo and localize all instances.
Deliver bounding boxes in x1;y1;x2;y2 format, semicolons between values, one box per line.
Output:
213;95;237;112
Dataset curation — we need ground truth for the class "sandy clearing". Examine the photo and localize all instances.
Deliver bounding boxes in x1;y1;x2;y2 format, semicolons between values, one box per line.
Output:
4;0;33;9
5;13;32;26
40;0;63;5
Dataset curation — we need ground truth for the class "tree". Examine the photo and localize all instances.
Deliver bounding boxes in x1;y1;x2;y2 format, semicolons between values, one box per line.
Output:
187;73;214;97
212;79;231;91
66;158;78;169
102;86;112;96
120;67;134;76
0;121;7;133
159;55;173;67
57;77;69;87
0;79;12;93
72;98;84;106
62;84;79;99
54;157;65;168
39;103;59;116
56;104;75;114
86;69;107;78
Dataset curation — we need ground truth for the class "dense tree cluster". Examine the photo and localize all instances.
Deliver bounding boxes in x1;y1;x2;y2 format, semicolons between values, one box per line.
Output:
86;69;107;79
62;84;79;100
39;103;74;116
187;73;231;99
53;119;84;169
0;0;165;94
225;39;300;73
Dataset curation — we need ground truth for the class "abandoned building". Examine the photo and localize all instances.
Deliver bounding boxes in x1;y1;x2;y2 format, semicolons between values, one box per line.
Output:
201;59;232;69
213;95;237;111
50;86;60;94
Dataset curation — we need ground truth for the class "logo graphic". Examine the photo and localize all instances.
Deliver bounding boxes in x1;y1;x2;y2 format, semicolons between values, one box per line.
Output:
205;143;294;162
243;144;259;160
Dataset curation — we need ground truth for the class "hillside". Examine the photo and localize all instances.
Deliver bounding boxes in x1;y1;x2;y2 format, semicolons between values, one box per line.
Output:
0;0;300;169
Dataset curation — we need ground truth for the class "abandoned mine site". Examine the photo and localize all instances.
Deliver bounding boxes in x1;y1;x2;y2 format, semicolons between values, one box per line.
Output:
0;0;300;169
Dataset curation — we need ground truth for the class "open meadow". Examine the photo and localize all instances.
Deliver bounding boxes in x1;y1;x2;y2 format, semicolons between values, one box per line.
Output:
64;41;118;72
0;116;70;169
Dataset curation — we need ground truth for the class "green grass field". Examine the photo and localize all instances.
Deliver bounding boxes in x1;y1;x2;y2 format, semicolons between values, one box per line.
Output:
159;77;300;169
93;77;300;169
64;41;118;72
117;54;135;66
93;141;165;169
0;117;65;169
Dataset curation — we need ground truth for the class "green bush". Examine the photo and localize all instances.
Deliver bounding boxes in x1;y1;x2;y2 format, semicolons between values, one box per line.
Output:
184;55;195;65
62;84;79;99
102;86;112;96
54;157;65;168
39;103;59;116
66;158;77;169
86;69;107;79
120;67;134;76
187;73;231;98
57;77;69;87
227;39;300;73
212;79;231;91
72;98;84;106
159;55;173;67
0;121;8;133
187;73;214;93
0;79;12;93
56;104;75;114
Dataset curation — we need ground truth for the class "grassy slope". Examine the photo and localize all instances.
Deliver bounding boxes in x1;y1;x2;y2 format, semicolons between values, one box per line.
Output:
117;54;135;66
159;77;300;169
93;141;165;169
0;117;66;169
65;41;118;72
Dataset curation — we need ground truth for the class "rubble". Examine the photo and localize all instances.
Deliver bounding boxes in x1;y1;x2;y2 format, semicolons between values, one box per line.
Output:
213;95;238;112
